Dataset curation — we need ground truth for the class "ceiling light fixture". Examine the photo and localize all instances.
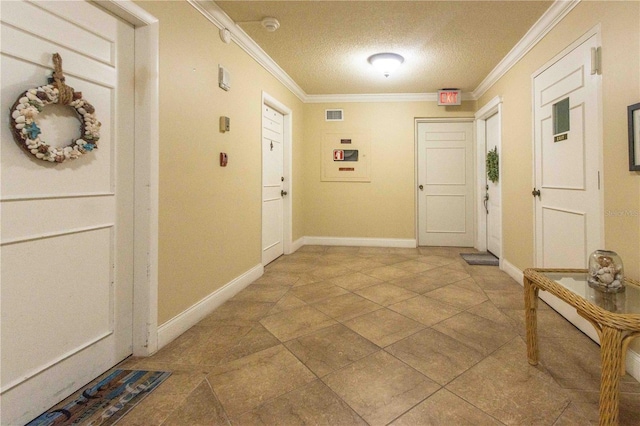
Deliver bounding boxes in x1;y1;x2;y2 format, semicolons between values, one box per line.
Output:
367;53;404;77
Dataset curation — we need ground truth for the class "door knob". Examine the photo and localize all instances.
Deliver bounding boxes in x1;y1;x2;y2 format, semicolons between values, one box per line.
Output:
418;185;424;191
532;188;541;198
281;190;288;197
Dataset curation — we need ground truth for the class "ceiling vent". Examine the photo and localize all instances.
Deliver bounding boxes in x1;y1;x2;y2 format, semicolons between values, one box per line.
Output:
325;109;344;121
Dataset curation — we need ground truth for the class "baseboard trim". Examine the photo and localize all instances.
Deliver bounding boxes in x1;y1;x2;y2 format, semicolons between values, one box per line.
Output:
290;237;305;253
501;258;524;285
156;263;263;350
500;259;640;382
304;236;416;248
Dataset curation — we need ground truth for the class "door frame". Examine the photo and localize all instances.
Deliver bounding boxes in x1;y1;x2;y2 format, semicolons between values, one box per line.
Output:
414;117;475;246
101;1;160;356
531;24;604;267
474;96;503;257
262;91;293;260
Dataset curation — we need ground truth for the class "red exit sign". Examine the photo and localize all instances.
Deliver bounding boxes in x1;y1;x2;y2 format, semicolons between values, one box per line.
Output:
437;89;462;106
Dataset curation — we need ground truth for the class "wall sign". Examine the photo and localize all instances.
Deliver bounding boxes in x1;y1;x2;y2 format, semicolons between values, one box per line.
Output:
437;89;462;106
322;133;370;182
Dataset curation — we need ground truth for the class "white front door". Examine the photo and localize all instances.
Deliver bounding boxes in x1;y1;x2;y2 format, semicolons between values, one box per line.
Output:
0;1;135;424
534;33;602;268
485;113;502;257
418;121;474;247
262;104;285;265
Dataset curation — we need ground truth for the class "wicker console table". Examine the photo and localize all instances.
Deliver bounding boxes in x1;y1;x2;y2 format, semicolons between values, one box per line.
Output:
523;268;640;426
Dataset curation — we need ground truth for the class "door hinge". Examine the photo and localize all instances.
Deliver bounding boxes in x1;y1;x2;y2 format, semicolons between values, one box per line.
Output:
598;171;601;190
591;46;602;75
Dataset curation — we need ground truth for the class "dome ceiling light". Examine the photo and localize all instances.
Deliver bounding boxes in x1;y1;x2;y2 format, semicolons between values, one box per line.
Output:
367;53;404;77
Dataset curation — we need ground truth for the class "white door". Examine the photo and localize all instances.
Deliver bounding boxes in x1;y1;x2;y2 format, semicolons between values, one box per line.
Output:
262;105;285;265
534;33;602;268
0;1;135;424
418;121;474;247
485;113;502;257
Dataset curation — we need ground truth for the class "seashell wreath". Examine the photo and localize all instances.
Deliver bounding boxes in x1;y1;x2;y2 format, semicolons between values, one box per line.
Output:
9;53;101;163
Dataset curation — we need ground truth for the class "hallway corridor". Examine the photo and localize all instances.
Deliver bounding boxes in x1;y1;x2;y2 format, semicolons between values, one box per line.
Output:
118;246;640;425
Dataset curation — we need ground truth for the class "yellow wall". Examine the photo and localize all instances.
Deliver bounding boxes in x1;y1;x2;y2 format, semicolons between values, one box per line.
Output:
136;1;304;324
478;1;640;280
302;101;475;239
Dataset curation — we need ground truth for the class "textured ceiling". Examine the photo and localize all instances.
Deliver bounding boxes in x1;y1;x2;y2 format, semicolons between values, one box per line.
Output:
215;1;553;95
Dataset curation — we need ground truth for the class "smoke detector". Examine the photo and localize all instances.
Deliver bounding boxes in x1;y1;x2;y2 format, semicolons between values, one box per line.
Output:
261;17;280;32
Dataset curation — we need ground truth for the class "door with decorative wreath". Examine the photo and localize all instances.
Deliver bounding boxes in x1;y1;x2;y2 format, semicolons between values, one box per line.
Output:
0;1;135;424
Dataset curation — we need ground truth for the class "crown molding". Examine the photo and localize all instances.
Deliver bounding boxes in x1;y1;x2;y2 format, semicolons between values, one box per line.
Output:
472;0;581;99
305;92;476;104
188;0;307;102
190;0;577;105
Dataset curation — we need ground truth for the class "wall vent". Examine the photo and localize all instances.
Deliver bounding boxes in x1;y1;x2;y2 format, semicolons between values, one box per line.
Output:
325;109;344;121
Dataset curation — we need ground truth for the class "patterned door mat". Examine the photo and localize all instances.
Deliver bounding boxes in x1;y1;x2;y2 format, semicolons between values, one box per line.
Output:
460;252;499;266
26;369;171;426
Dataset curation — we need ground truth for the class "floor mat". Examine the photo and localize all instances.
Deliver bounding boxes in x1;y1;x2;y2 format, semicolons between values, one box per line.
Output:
26;369;171;426
460;252;499;266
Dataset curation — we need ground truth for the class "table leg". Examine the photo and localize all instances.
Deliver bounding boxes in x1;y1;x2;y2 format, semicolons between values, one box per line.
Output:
599;326;623;426
524;277;539;365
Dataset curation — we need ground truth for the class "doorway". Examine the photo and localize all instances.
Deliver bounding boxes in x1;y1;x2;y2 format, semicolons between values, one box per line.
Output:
475;97;503;259
533;30;603;268
0;1;135;423
261;93;292;265
417;119;475;247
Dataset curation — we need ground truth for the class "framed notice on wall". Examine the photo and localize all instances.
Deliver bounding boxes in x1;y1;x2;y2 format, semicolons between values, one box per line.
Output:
321;132;370;182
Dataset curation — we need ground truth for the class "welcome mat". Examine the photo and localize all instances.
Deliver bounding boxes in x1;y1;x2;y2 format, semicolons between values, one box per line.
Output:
461;252;499;266
27;369;171;426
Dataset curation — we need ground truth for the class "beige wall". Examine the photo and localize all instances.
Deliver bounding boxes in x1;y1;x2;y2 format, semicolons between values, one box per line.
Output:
137;1;304;324
302;101;475;239
478;1;640;281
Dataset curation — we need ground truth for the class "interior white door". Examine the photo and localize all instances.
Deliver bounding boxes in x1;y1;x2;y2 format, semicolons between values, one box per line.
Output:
0;1;135;424
485;113;502;257
418;121;474;247
534;33;602;268
262;104;284;265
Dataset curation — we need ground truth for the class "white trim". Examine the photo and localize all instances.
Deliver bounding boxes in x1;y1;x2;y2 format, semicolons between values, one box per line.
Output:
102;1;160;357
157;264;263;349
187;0;578;104
188;0;306;102
262;92;293;259
472;0;581;99
474;96;503;257
291;237;305;253
501;258;640;382
502;258;525;285
304;236;416;248
305;92;476;104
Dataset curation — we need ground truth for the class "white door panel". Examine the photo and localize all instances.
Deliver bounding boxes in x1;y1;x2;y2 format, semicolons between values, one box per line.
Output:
418;121;474;247
0;1;134;424
534;33;601;269
262;105;284;264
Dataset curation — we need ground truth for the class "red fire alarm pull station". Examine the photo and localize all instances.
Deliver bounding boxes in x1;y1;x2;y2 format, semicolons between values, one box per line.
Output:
220;152;228;167
437;89;462;106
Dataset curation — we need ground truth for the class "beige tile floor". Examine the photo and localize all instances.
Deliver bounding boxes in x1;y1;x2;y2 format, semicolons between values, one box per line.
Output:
119;246;640;425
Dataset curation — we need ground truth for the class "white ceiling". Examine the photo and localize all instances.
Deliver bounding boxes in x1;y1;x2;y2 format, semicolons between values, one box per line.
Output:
212;1;554;98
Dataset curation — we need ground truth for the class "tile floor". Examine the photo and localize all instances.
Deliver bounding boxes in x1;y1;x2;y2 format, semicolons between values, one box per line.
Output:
118;246;640;425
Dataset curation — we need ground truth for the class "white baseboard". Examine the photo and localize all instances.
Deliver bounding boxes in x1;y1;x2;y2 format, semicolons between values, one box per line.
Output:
290;237;305;253
304;236;417;248
501;258;524;285
156;263;263;350
500;258;640;382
